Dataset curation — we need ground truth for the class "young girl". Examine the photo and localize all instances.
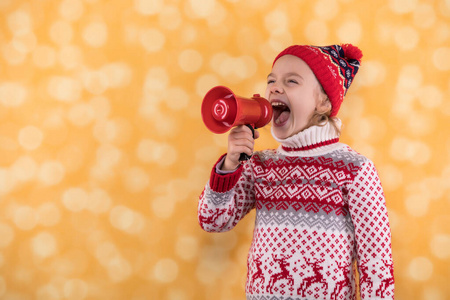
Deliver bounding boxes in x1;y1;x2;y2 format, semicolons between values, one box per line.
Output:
198;44;394;299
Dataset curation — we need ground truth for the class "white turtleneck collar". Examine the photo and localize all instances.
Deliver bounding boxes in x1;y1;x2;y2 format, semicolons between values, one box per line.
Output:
271;119;343;156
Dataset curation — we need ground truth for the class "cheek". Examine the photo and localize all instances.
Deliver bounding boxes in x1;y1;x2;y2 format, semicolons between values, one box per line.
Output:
264;87;270;100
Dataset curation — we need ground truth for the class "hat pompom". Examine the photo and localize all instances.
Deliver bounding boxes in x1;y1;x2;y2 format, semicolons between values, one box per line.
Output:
341;44;363;62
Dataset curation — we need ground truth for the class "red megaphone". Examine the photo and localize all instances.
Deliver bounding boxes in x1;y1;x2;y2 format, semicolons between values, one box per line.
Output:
201;86;273;134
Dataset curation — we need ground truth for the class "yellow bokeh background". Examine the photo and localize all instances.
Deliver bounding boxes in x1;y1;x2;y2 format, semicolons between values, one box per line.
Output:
0;0;449;299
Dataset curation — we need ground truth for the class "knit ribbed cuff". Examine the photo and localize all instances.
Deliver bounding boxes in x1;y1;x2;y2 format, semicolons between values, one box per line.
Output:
209;154;243;193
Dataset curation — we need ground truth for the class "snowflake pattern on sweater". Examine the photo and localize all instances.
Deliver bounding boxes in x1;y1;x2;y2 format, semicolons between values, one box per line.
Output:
198;123;394;300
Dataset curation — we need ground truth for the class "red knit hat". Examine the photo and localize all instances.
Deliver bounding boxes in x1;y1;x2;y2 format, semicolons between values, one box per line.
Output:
272;44;363;117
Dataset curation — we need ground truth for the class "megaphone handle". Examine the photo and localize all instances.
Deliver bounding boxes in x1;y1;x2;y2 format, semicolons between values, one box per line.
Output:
238;125;255;162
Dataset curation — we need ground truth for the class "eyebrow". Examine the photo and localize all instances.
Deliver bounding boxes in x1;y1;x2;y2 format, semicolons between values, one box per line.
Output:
267;72;304;81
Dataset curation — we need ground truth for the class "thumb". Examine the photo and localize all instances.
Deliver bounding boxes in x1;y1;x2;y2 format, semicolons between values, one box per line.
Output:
254;129;260;139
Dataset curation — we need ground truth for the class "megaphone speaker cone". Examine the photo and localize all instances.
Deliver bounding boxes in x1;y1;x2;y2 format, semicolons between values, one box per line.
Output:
201;86;238;134
212;98;234;123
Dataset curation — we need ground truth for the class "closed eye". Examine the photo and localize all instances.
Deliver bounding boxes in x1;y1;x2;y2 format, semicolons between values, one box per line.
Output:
285;73;304;84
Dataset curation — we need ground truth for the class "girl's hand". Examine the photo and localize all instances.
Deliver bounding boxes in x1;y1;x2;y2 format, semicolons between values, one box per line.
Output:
221;125;260;171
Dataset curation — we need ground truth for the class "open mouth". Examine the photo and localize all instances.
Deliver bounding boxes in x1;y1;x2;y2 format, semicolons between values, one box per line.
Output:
271;101;290;126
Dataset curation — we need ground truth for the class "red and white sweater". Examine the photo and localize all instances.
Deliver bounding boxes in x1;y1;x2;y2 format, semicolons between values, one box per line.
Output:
198;121;394;300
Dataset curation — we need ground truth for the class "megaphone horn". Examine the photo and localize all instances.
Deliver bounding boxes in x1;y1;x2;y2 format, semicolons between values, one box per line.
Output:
201;86;273;134
201;86;273;161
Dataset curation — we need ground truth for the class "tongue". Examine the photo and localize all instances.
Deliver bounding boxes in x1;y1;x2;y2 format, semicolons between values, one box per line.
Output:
275;110;290;125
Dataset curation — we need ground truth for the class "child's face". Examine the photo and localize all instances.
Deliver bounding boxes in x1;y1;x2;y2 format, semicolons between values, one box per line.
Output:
265;55;325;140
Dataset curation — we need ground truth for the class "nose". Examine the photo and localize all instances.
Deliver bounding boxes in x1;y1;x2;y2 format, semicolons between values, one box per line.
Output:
269;82;283;94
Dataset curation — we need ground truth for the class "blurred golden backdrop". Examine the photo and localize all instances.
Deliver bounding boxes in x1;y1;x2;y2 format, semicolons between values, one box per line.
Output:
0;0;449;299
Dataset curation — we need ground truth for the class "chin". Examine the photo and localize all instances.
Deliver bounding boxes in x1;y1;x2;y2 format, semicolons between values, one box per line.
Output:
272;127;291;140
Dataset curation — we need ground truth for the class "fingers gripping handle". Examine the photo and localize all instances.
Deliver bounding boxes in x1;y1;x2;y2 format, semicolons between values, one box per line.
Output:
238;124;255;162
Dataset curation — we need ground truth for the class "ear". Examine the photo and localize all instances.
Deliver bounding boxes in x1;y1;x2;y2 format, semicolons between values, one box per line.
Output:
316;95;332;114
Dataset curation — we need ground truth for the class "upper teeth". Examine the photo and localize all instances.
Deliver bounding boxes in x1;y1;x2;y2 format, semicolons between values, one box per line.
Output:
272;102;286;107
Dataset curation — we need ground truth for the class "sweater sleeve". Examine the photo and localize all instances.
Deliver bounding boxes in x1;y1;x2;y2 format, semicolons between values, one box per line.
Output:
198;154;257;232
348;160;395;299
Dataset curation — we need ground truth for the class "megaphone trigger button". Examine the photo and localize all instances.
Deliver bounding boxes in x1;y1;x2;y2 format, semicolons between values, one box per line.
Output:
244;124;255;139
